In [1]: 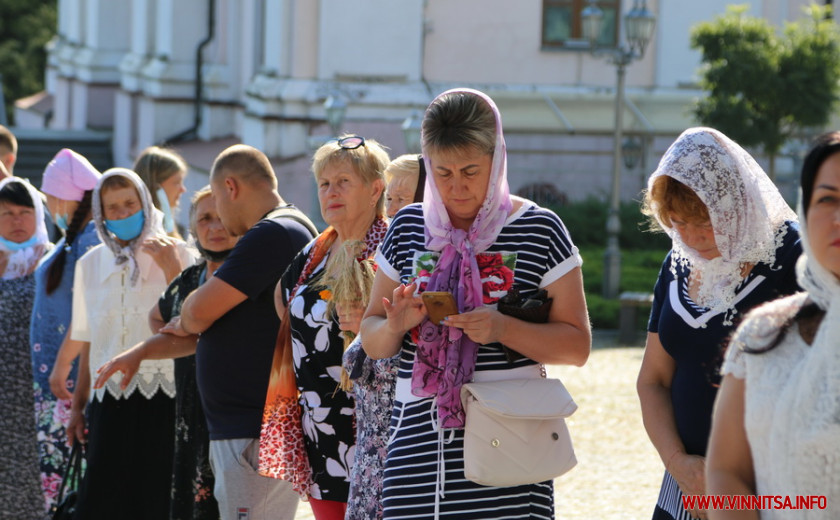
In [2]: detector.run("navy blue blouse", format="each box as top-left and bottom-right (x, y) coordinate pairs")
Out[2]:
(647, 221), (802, 456)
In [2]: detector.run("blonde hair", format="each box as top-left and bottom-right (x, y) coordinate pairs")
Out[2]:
(384, 154), (421, 185)
(188, 185), (213, 237)
(311, 135), (390, 217)
(642, 175), (711, 230)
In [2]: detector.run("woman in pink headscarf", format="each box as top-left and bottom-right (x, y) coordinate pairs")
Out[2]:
(33, 149), (102, 511)
(361, 89), (591, 519)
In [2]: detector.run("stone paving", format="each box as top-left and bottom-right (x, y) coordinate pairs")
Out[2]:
(293, 331), (662, 520)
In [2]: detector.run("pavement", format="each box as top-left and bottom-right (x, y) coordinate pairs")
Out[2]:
(293, 330), (662, 520)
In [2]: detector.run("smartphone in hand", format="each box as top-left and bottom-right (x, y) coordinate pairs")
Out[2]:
(421, 291), (459, 323)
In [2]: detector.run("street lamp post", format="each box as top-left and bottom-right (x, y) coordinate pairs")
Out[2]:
(582, 0), (656, 299)
(402, 110), (423, 154)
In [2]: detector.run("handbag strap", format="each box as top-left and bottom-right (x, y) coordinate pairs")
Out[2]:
(55, 441), (84, 502)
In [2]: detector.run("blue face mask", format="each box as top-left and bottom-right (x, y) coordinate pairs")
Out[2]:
(105, 210), (145, 241)
(0, 234), (40, 251)
(54, 213), (70, 231)
(156, 188), (175, 233)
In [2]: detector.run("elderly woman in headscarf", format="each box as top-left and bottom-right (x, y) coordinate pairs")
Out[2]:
(706, 131), (840, 519)
(32, 149), (101, 510)
(64, 168), (194, 520)
(93, 185), (238, 520)
(360, 88), (591, 519)
(0, 176), (52, 517)
(636, 127), (802, 520)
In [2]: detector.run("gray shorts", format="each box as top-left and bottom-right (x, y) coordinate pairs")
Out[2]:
(209, 438), (300, 520)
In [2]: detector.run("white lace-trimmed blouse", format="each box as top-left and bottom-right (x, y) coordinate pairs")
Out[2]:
(722, 292), (840, 519)
(71, 242), (195, 401)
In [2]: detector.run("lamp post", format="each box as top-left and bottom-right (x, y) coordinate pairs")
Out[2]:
(402, 110), (423, 154)
(582, 0), (656, 299)
(324, 94), (347, 137)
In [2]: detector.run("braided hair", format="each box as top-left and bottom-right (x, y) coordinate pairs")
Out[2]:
(46, 190), (93, 294)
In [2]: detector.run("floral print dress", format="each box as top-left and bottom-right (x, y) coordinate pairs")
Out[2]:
(283, 247), (358, 502)
(31, 223), (99, 510)
(1, 273), (46, 517)
(157, 262), (220, 520)
(342, 339), (398, 520)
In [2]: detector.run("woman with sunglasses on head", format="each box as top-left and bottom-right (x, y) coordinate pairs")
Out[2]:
(32, 149), (101, 511)
(637, 128), (802, 520)
(265, 134), (389, 520)
(360, 88), (591, 519)
(0, 176), (52, 518)
(706, 132), (840, 519)
(341, 153), (425, 520)
(64, 168), (194, 520)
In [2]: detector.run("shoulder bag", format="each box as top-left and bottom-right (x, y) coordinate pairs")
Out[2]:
(460, 376), (578, 487)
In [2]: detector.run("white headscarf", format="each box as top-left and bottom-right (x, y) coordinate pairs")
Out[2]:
(648, 127), (796, 317)
(0, 176), (51, 279)
(92, 168), (164, 285)
(796, 190), (840, 344)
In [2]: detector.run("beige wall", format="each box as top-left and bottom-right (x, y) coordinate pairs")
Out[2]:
(422, 0), (657, 88)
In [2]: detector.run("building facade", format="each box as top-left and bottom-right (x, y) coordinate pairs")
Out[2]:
(21, 0), (824, 215)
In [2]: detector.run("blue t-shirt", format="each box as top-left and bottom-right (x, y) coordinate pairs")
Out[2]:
(647, 221), (801, 456)
(196, 210), (314, 440)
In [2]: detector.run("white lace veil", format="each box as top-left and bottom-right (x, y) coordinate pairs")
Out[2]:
(648, 127), (796, 317)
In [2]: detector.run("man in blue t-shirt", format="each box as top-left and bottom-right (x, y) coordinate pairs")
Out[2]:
(178, 144), (316, 520)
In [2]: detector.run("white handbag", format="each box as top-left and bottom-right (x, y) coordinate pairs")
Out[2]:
(460, 377), (578, 487)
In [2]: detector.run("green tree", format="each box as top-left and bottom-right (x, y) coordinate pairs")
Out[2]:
(0, 0), (57, 124)
(691, 4), (840, 179)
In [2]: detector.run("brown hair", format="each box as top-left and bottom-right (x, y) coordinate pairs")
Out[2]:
(210, 144), (278, 189)
(421, 91), (496, 156)
(133, 146), (187, 208)
(311, 135), (389, 217)
(0, 125), (17, 157)
(642, 175), (710, 230)
(100, 174), (133, 195)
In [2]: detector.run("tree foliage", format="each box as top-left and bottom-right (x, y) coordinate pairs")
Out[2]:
(690, 4), (840, 178)
(0, 0), (57, 124)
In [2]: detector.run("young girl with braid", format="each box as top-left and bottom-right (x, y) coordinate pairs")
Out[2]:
(33, 148), (102, 511)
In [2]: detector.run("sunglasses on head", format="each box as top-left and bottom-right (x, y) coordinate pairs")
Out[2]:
(332, 135), (365, 150)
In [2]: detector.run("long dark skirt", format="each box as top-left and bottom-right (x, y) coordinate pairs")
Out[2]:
(74, 391), (175, 520)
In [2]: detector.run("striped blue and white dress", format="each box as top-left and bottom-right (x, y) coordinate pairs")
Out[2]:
(374, 199), (582, 520)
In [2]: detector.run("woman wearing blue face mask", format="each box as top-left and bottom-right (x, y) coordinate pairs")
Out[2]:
(32, 148), (102, 511)
(134, 145), (189, 239)
(0, 176), (52, 517)
(62, 168), (194, 520)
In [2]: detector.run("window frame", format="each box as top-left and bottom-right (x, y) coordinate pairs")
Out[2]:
(541, 0), (621, 50)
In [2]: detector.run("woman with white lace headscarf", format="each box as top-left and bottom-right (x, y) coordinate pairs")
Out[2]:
(637, 128), (802, 520)
(706, 131), (840, 519)
(0, 176), (52, 517)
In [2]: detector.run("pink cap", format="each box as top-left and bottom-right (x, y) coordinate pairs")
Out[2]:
(41, 148), (102, 201)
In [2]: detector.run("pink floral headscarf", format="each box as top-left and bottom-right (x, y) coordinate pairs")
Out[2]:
(411, 88), (513, 428)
